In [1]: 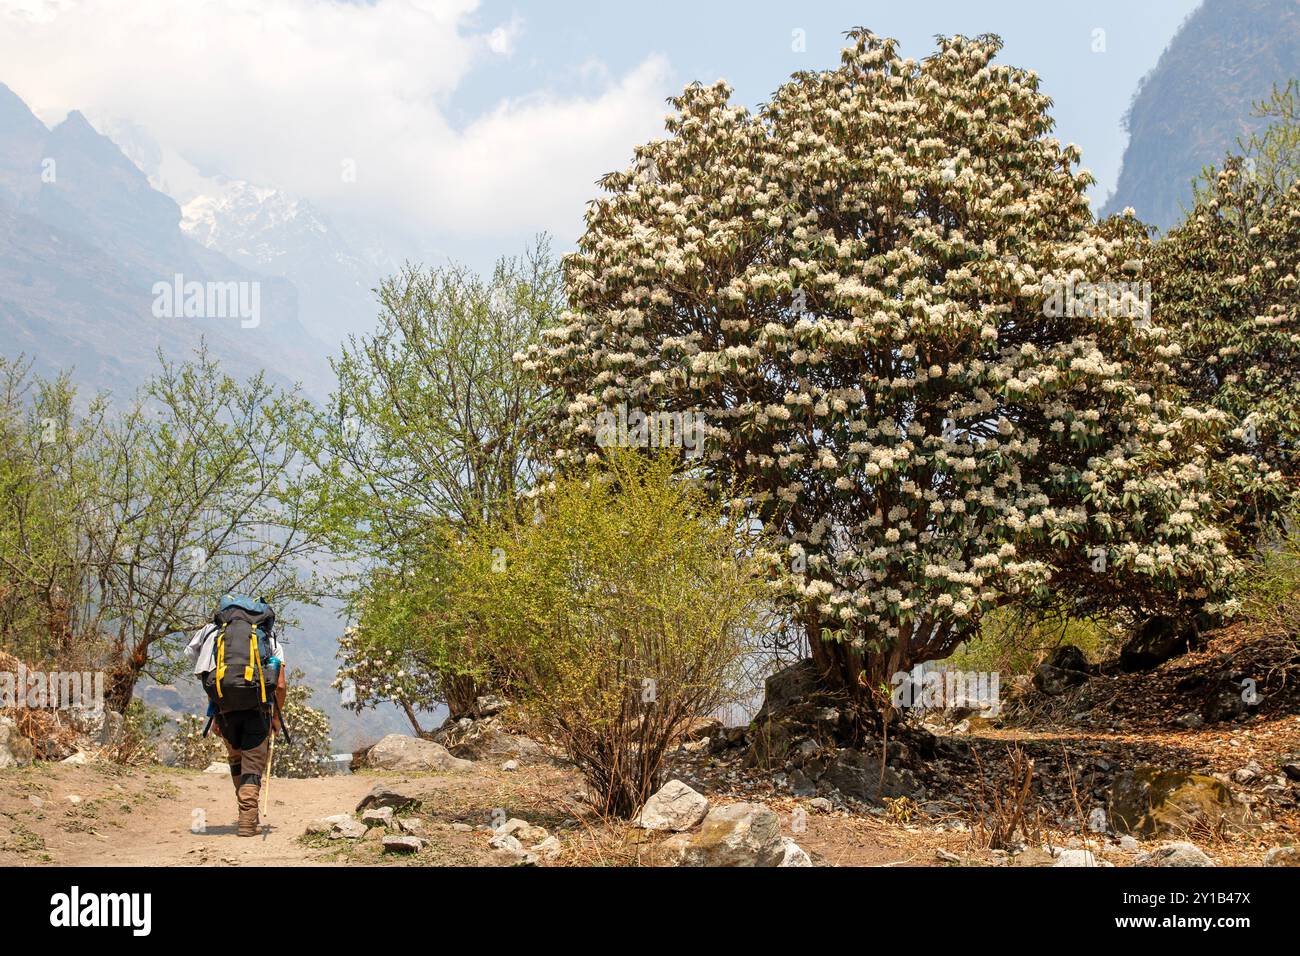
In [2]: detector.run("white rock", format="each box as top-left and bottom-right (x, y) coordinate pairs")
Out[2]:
(501, 759), (519, 772)
(365, 734), (473, 773)
(530, 835), (563, 860)
(778, 838), (812, 867)
(1053, 849), (1099, 867)
(203, 761), (230, 775)
(61, 751), (90, 766)
(489, 832), (523, 852)
(635, 779), (710, 832)
(1135, 842), (1216, 867)
(498, 817), (549, 843)
(672, 803), (786, 867)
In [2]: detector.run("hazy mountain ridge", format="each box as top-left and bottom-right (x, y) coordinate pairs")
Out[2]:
(1103, 0), (1300, 231)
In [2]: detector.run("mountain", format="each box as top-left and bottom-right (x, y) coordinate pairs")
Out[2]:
(1103, 0), (1300, 231)
(181, 180), (384, 347)
(0, 83), (416, 748)
(0, 83), (334, 400)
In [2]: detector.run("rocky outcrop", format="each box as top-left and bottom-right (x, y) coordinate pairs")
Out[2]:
(1108, 767), (1246, 839)
(635, 779), (710, 832)
(355, 784), (423, 813)
(365, 734), (473, 773)
(1032, 645), (1095, 696)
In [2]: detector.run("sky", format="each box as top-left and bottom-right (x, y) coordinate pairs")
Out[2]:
(0, 0), (1202, 268)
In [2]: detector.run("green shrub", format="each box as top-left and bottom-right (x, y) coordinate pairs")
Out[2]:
(447, 451), (773, 817)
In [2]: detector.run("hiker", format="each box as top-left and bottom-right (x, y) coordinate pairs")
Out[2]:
(186, 595), (287, 837)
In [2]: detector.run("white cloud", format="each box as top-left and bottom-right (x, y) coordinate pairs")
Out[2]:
(0, 0), (674, 245)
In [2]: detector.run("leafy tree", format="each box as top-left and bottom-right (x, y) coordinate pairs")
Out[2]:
(0, 350), (333, 711)
(317, 239), (563, 722)
(527, 31), (1280, 705)
(1155, 163), (1300, 493)
(447, 452), (771, 817)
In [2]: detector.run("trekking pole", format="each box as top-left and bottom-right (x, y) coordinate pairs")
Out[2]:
(262, 732), (275, 837)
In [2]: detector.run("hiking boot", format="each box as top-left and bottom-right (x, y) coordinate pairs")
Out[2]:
(237, 783), (261, 836)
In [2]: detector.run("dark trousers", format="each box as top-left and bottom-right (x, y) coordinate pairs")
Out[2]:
(216, 708), (271, 786)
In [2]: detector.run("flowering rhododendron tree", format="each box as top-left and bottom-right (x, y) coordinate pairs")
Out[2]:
(1153, 161), (1300, 490)
(526, 31), (1280, 703)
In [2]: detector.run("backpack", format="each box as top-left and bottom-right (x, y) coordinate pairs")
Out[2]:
(202, 594), (279, 714)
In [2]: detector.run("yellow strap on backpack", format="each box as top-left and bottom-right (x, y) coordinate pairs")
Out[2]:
(252, 624), (267, 704)
(214, 624), (228, 699)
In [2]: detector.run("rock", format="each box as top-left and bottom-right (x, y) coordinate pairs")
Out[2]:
(61, 751), (90, 766)
(670, 803), (787, 867)
(2, 715), (37, 769)
(636, 779), (711, 832)
(203, 761), (229, 775)
(1174, 713), (1205, 730)
(1118, 835), (1140, 851)
(366, 734), (473, 773)
(530, 835), (563, 860)
(396, 817), (425, 835)
(304, 814), (354, 836)
(1120, 615), (1202, 672)
(363, 826), (384, 842)
(787, 769), (817, 798)
(1108, 767), (1245, 839)
(1233, 760), (1264, 784)
(1135, 842), (1215, 867)
(808, 797), (833, 814)
(1053, 849), (1100, 867)
(680, 717), (724, 743)
(936, 848), (964, 864)
(473, 694), (510, 718)
(489, 832), (524, 852)
(450, 822), (473, 833)
(808, 748), (920, 804)
(497, 818), (549, 844)
(490, 847), (538, 866)
(28, 795), (44, 809)
(778, 839), (812, 867)
(362, 807), (394, 829)
(1282, 763), (1300, 782)
(381, 835), (426, 853)
(66, 794), (82, 805)
(355, 784), (423, 813)
(500, 760), (518, 772)
(449, 727), (547, 766)
(1201, 671), (1259, 723)
(1033, 645), (1094, 696)
(1263, 846), (1300, 867)
(328, 818), (368, 840)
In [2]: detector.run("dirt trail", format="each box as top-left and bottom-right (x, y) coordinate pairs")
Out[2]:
(0, 762), (506, 867)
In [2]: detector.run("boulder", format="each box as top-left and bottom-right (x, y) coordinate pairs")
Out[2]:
(1109, 768), (1246, 839)
(473, 694), (510, 718)
(669, 803), (787, 867)
(1200, 671), (1259, 724)
(355, 784), (423, 813)
(635, 779), (710, 832)
(1134, 842), (1216, 867)
(1263, 846), (1300, 867)
(0, 716), (34, 770)
(679, 717), (724, 743)
(1120, 612), (1215, 673)
(1032, 645), (1094, 696)
(365, 734), (473, 773)
(448, 728), (546, 766)
(807, 748), (920, 804)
